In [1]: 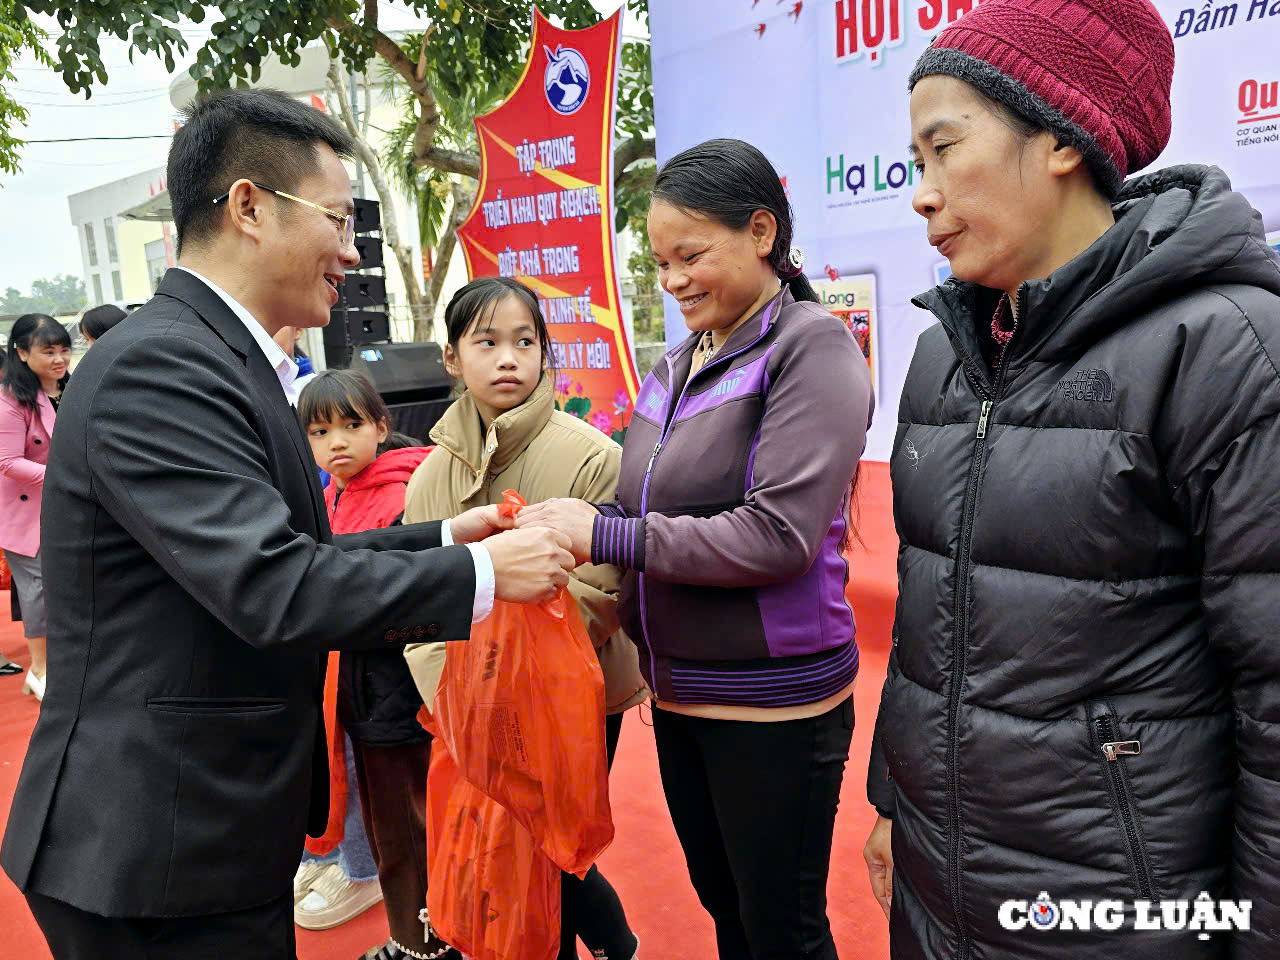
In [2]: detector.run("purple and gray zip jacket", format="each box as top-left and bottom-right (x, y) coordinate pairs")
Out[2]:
(591, 288), (875, 707)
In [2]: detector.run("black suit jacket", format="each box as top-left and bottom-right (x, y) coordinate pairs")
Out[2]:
(0, 269), (474, 918)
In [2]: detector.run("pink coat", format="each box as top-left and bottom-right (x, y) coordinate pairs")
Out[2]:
(0, 387), (54, 557)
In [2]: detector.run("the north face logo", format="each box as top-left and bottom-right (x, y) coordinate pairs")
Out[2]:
(1057, 368), (1114, 402)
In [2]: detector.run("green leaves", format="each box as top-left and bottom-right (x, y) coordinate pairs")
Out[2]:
(1, 273), (87, 315)
(612, 9), (655, 232)
(0, 0), (52, 175)
(417, 169), (451, 248)
(0, 0), (655, 219)
(563, 395), (592, 420)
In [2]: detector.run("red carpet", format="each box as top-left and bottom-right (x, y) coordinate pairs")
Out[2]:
(0, 462), (896, 960)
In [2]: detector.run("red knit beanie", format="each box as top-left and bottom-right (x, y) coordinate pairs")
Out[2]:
(908, 0), (1174, 196)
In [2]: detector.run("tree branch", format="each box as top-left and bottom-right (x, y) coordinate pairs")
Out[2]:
(327, 59), (360, 140)
(414, 146), (481, 179)
(327, 58), (427, 322)
(430, 182), (473, 307)
(327, 17), (443, 163)
(417, 181), (474, 342)
(331, 13), (653, 191)
(615, 162), (655, 195)
(614, 137), (655, 178)
(416, 27), (436, 83)
(362, 70), (371, 140)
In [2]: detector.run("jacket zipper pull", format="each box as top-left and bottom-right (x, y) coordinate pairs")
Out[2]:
(1102, 740), (1141, 761)
(647, 442), (662, 473)
(976, 400), (992, 440)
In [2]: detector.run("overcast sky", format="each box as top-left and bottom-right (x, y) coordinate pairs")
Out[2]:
(0, 1), (639, 295)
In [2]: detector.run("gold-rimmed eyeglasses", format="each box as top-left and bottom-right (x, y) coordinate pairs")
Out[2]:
(212, 182), (355, 249)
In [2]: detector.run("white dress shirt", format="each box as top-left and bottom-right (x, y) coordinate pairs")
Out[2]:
(177, 266), (299, 402)
(175, 266), (494, 623)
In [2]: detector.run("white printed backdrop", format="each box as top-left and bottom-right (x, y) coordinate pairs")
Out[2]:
(649, 0), (1280, 461)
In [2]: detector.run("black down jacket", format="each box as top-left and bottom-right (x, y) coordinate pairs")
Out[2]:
(868, 165), (1280, 960)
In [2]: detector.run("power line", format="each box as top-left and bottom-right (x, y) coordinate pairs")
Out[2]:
(23, 134), (172, 142)
(19, 93), (171, 109)
(14, 82), (174, 97)
(32, 157), (152, 167)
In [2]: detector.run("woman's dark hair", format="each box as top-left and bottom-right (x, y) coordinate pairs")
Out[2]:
(297, 369), (403, 456)
(80, 303), (128, 341)
(444, 277), (553, 363)
(2, 313), (71, 411)
(652, 138), (820, 305)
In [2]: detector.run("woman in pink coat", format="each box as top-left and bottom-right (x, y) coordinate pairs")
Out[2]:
(0, 314), (71, 700)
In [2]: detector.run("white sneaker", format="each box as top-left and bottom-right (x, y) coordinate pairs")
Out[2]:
(293, 859), (326, 906)
(293, 862), (383, 930)
(21, 670), (44, 702)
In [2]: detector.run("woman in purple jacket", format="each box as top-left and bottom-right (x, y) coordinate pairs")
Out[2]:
(521, 139), (874, 960)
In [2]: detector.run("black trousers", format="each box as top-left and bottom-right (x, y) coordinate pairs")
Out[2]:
(652, 697), (855, 960)
(351, 738), (451, 957)
(559, 710), (638, 960)
(26, 889), (295, 960)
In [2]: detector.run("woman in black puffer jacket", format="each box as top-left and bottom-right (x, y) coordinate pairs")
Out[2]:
(863, 1), (1280, 958)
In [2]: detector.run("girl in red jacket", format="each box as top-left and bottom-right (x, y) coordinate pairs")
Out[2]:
(298, 369), (456, 960)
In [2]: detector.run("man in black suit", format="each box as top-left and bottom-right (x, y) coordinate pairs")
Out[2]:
(0, 88), (574, 959)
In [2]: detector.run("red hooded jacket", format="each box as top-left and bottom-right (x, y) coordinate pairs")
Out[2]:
(309, 445), (433, 855)
(324, 445), (433, 534)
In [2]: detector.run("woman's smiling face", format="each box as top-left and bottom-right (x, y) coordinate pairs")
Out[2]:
(647, 198), (777, 335)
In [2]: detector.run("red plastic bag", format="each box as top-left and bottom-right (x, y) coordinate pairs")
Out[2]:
(425, 741), (560, 960)
(432, 490), (614, 876)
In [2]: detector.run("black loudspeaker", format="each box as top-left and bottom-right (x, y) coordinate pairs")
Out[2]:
(346, 310), (390, 344)
(322, 313), (353, 368)
(349, 342), (452, 403)
(353, 198), (382, 234)
(322, 308), (390, 366)
(323, 198), (390, 369)
(345, 275), (387, 309)
(386, 398), (454, 442)
(354, 236), (384, 269)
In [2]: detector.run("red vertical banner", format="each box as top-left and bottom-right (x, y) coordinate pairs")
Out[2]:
(457, 8), (639, 442)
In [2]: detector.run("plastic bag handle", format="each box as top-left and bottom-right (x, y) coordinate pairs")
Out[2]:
(496, 488), (527, 520)
(499, 489), (568, 620)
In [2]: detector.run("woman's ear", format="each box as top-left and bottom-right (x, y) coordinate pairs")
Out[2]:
(748, 209), (779, 258)
(1046, 138), (1087, 179)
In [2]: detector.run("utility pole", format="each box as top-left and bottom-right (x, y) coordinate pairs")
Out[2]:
(348, 67), (364, 198)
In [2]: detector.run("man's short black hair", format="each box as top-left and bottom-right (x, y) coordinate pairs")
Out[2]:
(167, 88), (355, 256)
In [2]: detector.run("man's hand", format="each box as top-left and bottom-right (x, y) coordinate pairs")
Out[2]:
(450, 504), (515, 544)
(515, 498), (598, 566)
(863, 815), (894, 920)
(485, 527), (576, 605)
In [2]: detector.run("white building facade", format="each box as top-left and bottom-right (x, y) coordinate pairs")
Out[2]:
(67, 166), (174, 309)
